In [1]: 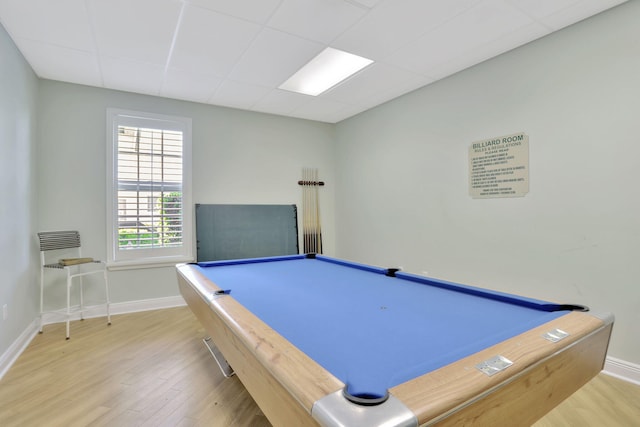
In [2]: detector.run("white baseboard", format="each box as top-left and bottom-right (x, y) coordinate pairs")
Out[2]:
(0, 295), (186, 380)
(0, 318), (40, 380)
(40, 295), (186, 325)
(603, 356), (640, 386)
(108, 295), (187, 315)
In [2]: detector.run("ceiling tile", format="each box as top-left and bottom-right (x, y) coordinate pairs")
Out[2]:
(88, 0), (181, 64)
(346, 0), (384, 8)
(267, 0), (367, 44)
(169, 5), (261, 77)
(183, 0), (282, 24)
(228, 28), (323, 87)
(388, 0), (535, 74)
(322, 62), (432, 106)
(251, 89), (312, 116)
(14, 39), (102, 86)
(424, 22), (549, 80)
(209, 80), (272, 110)
(161, 68), (223, 103)
(290, 97), (365, 123)
(534, 0), (628, 30)
(0, 0), (94, 51)
(507, 0), (583, 20)
(333, 0), (482, 60)
(100, 56), (165, 95)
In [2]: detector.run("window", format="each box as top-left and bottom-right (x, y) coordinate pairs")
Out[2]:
(107, 109), (192, 268)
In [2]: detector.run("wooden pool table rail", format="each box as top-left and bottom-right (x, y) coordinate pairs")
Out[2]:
(391, 311), (613, 426)
(178, 264), (339, 427)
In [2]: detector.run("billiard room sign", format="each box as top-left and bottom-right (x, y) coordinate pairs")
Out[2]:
(469, 132), (529, 199)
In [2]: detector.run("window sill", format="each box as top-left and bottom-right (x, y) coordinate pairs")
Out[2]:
(107, 256), (194, 271)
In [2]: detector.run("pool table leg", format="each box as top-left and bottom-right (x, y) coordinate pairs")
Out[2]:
(203, 336), (235, 378)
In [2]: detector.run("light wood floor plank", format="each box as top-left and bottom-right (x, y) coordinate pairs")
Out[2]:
(0, 307), (638, 426)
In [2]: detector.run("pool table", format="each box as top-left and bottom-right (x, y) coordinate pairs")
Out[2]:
(177, 254), (613, 427)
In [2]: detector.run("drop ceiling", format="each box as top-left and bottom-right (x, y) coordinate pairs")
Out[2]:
(0, 0), (627, 123)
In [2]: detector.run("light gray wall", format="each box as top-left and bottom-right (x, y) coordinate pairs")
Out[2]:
(0, 24), (39, 353)
(36, 81), (335, 307)
(335, 2), (639, 365)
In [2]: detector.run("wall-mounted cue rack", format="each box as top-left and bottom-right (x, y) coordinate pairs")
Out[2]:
(299, 168), (324, 254)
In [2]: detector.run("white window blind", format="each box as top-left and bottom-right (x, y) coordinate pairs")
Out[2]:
(107, 109), (192, 268)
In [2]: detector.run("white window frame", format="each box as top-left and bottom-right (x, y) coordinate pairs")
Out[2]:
(106, 108), (193, 269)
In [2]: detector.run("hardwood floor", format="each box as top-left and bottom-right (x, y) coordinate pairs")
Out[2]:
(1, 307), (638, 426)
(0, 307), (270, 427)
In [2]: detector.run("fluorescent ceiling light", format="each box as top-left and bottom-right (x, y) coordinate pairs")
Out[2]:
(279, 47), (373, 96)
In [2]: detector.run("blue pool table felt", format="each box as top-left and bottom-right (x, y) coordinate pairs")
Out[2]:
(196, 255), (568, 399)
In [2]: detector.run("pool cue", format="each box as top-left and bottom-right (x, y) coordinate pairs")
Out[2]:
(311, 168), (316, 253)
(311, 168), (318, 253)
(308, 168), (313, 253)
(312, 168), (319, 253)
(302, 168), (306, 252)
(309, 169), (317, 253)
(314, 169), (323, 254)
(303, 168), (310, 253)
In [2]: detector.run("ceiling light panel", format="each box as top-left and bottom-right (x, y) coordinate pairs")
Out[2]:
(279, 47), (373, 96)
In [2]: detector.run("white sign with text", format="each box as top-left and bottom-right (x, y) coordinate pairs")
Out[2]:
(469, 132), (529, 199)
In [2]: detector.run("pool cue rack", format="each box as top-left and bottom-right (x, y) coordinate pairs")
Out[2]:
(299, 168), (324, 254)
